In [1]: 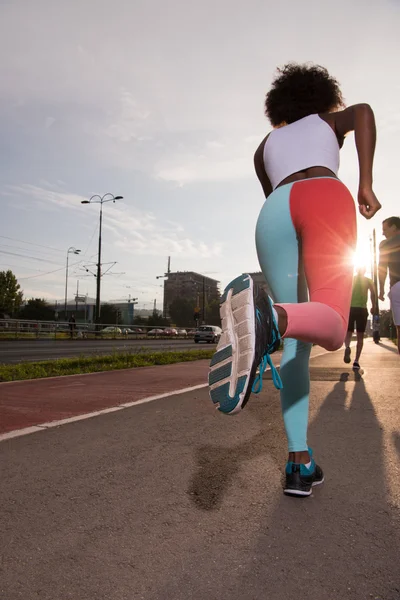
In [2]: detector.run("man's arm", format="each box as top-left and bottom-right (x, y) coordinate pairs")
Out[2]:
(378, 240), (388, 301)
(368, 279), (377, 314)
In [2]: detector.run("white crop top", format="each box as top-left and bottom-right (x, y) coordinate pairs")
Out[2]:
(263, 114), (340, 190)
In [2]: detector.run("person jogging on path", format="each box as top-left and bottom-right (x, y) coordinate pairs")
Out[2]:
(378, 216), (400, 353)
(208, 63), (381, 497)
(344, 267), (377, 369)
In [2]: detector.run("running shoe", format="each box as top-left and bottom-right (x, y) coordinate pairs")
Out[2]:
(353, 360), (360, 370)
(284, 449), (324, 497)
(344, 346), (351, 364)
(208, 273), (282, 415)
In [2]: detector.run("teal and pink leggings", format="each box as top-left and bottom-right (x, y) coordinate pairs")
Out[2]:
(255, 178), (357, 452)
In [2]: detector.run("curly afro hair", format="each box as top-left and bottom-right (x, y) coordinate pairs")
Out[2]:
(265, 63), (345, 127)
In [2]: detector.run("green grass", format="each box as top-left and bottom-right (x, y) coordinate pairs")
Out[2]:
(0, 349), (214, 382)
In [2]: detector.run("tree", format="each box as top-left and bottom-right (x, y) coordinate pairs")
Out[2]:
(147, 310), (169, 327)
(99, 303), (122, 325)
(205, 299), (221, 326)
(0, 270), (23, 316)
(19, 298), (54, 321)
(168, 297), (196, 327)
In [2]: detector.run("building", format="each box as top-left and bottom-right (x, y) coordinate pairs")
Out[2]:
(56, 298), (141, 325)
(247, 272), (273, 297)
(163, 271), (220, 318)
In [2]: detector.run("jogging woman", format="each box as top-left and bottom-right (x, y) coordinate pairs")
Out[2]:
(208, 63), (381, 496)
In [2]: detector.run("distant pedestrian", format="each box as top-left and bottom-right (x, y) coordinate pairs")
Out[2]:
(379, 216), (400, 353)
(344, 267), (377, 369)
(68, 314), (76, 339)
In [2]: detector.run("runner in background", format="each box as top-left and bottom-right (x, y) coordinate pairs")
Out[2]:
(379, 216), (400, 353)
(344, 267), (377, 369)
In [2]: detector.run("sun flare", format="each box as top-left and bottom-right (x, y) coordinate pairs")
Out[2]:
(352, 239), (372, 275)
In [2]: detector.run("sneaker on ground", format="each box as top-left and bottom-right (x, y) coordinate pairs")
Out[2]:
(353, 360), (361, 370)
(344, 346), (351, 364)
(284, 459), (324, 497)
(208, 273), (282, 415)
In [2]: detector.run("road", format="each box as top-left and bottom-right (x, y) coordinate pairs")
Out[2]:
(0, 340), (399, 600)
(0, 338), (209, 364)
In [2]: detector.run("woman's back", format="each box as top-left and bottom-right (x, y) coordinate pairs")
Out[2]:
(263, 114), (340, 190)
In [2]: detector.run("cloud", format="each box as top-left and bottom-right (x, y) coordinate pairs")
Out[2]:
(4, 182), (222, 259)
(104, 90), (154, 143)
(45, 116), (56, 129)
(115, 235), (222, 258)
(4, 184), (85, 211)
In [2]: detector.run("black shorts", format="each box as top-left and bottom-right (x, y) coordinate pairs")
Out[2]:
(347, 307), (368, 333)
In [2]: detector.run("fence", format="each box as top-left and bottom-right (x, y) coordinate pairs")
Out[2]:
(0, 319), (197, 341)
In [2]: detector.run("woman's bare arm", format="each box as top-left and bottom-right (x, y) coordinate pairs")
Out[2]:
(254, 135), (273, 198)
(332, 104), (381, 220)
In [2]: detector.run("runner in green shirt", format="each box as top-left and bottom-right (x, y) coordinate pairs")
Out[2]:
(344, 267), (377, 369)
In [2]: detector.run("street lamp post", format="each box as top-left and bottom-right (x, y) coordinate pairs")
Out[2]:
(65, 247), (81, 318)
(81, 193), (123, 324)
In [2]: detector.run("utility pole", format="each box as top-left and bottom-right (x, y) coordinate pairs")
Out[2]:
(202, 276), (206, 324)
(65, 247), (81, 319)
(372, 228), (381, 343)
(81, 194), (123, 325)
(75, 280), (79, 313)
(373, 229), (378, 305)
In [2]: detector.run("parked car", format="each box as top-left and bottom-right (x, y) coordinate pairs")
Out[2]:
(177, 329), (188, 337)
(164, 328), (178, 336)
(123, 327), (145, 334)
(194, 325), (222, 344)
(147, 328), (164, 336)
(101, 326), (122, 334)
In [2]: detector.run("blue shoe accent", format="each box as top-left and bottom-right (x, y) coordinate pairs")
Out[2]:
(208, 362), (232, 386)
(210, 376), (247, 413)
(210, 345), (233, 367)
(251, 297), (282, 394)
(220, 274), (250, 304)
(285, 458), (315, 476)
(252, 353), (283, 393)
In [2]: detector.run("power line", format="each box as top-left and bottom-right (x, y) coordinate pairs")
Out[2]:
(82, 223), (99, 257)
(0, 262), (51, 274)
(0, 242), (62, 261)
(18, 259), (83, 281)
(0, 234), (65, 254)
(0, 249), (63, 266)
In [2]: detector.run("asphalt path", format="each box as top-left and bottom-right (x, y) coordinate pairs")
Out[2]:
(0, 339), (211, 364)
(0, 340), (399, 599)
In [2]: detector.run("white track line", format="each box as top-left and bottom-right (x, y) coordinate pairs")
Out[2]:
(0, 384), (207, 443)
(0, 343), (355, 443)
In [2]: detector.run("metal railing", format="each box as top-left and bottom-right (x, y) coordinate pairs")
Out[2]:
(0, 319), (198, 341)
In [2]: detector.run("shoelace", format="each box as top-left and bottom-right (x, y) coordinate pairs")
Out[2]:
(252, 352), (283, 394)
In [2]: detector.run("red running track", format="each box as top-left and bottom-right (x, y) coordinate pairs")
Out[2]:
(0, 360), (210, 434)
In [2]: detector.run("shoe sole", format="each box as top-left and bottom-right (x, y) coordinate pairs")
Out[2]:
(208, 274), (255, 415)
(284, 476), (325, 497)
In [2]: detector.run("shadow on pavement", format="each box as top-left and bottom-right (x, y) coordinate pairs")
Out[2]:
(187, 412), (286, 511)
(394, 431), (400, 460)
(188, 373), (399, 599)
(339, 370), (364, 382)
(232, 378), (400, 600)
(377, 340), (399, 355)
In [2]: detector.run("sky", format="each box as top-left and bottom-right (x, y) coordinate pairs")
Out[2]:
(1, 0), (399, 312)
